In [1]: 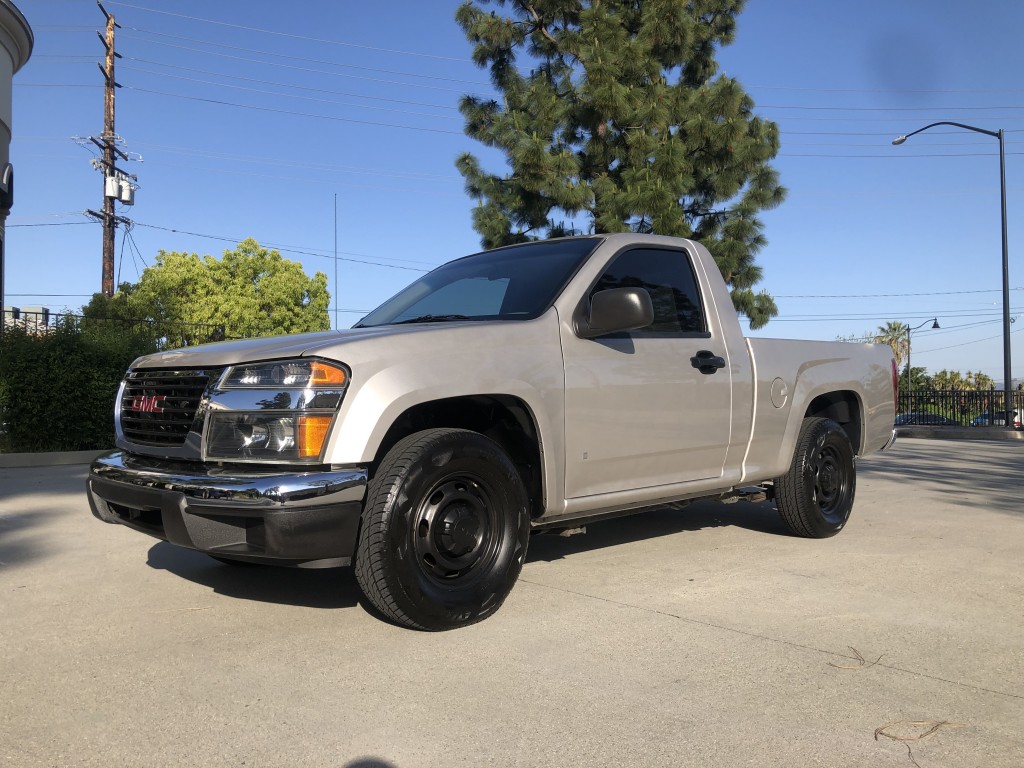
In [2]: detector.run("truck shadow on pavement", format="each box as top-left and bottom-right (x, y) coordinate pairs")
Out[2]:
(146, 542), (364, 610)
(527, 500), (789, 562)
(143, 500), (787, 606)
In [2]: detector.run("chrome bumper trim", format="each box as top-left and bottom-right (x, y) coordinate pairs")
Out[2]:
(90, 451), (367, 505)
(880, 428), (898, 452)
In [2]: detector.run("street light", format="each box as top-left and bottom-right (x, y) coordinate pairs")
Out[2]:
(893, 121), (1013, 427)
(905, 318), (939, 409)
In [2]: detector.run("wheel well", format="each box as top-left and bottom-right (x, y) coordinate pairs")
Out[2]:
(804, 391), (863, 454)
(373, 396), (545, 518)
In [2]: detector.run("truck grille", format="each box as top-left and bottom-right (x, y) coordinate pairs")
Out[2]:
(119, 369), (216, 446)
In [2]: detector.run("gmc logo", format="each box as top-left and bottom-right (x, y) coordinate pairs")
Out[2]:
(130, 395), (166, 414)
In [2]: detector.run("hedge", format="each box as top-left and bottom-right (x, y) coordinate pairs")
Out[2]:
(0, 319), (157, 452)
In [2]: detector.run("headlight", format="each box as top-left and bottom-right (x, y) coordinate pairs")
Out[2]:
(204, 359), (349, 463)
(220, 359), (347, 389)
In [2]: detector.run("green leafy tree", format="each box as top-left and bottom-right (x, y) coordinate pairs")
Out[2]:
(899, 365), (930, 392)
(455, 0), (785, 328)
(83, 239), (330, 347)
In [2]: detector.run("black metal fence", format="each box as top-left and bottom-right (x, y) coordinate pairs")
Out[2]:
(1, 309), (231, 347)
(898, 388), (1024, 427)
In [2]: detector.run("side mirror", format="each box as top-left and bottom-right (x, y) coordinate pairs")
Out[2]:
(577, 287), (654, 338)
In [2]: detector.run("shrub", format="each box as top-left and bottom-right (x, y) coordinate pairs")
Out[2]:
(0, 317), (157, 452)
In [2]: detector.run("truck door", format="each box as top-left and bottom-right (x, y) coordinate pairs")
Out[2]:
(560, 246), (732, 498)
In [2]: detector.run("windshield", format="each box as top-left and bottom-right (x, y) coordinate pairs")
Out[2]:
(355, 238), (599, 327)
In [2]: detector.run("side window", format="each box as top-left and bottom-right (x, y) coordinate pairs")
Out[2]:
(590, 248), (707, 334)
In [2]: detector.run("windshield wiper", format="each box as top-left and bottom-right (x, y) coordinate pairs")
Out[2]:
(393, 314), (473, 325)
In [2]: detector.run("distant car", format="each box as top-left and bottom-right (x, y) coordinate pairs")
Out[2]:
(971, 410), (1022, 428)
(894, 413), (961, 426)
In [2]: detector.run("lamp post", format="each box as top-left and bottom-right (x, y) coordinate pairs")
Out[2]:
(905, 317), (939, 410)
(893, 122), (1013, 427)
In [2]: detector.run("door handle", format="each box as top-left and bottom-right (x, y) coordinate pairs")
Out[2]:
(690, 350), (726, 375)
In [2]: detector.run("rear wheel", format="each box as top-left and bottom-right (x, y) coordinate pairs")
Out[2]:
(775, 417), (855, 538)
(354, 429), (530, 630)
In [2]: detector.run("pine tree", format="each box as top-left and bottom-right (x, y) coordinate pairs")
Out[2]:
(455, 0), (785, 328)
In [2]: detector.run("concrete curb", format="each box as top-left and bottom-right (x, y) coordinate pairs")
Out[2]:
(895, 426), (1024, 441)
(0, 449), (110, 468)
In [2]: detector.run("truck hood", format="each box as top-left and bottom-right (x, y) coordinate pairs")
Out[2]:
(132, 322), (515, 369)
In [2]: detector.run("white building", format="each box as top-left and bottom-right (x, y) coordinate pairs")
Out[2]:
(0, 1), (33, 323)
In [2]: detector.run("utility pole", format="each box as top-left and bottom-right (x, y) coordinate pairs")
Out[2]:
(85, 2), (138, 297)
(98, 1), (118, 297)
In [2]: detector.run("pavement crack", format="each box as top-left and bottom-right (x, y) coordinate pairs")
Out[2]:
(518, 577), (1024, 701)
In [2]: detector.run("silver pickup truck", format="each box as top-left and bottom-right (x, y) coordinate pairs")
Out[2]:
(87, 234), (897, 630)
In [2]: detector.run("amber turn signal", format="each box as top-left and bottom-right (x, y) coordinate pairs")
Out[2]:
(310, 361), (347, 387)
(297, 414), (333, 458)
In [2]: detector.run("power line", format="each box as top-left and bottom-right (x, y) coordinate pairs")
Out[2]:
(117, 36), (479, 95)
(105, 2), (470, 63)
(121, 56), (462, 110)
(131, 141), (459, 181)
(780, 151), (1024, 158)
(769, 113), (1024, 123)
(760, 103), (1024, 113)
(124, 86), (464, 135)
(771, 309), (1022, 322)
(776, 287), (1024, 299)
(748, 83), (1024, 95)
(130, 221), (432, 272)
(843, 318), (1010, 341)
(121, 28), (488, 86)
(784, 128), (1024, 136)
(16, 83), (102, 88)
(118, 65), (462, 121)
(13, 138), (462, 183)
(8, 221), (95, 227)
(11, 214), (437, 270)
(916, 324), (1023, 355)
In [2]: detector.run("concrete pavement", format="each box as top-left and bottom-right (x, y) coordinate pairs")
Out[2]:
(1, 438), (1022, 767)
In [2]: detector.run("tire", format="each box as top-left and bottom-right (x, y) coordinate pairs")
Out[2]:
(354, 428), (530, 631)
(774, 417), (855, 538)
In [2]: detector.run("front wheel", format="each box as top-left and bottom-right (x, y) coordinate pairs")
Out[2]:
(774, 417), (855, 538)
(354, 429), (530, 630)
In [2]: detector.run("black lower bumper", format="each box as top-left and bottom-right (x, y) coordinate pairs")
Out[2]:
(87, 451), (367, 566)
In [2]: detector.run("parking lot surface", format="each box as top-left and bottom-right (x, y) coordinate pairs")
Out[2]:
(2, 437), (1022, 767)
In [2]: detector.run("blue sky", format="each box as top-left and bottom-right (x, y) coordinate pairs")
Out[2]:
(6, 0), (1023, 384)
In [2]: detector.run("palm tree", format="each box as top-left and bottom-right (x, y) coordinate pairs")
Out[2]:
(965, 370), (995, 391)
(931, 369), (965, 390)
(873, 321), (909, 372)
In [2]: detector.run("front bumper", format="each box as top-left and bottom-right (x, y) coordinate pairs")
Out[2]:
(87, 451), (367, 566)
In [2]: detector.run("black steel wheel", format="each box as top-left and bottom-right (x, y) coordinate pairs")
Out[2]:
(354, 429), (529, 630)
(774, 417), (856, 538)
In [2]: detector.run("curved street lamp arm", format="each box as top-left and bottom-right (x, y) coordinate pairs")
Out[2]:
(893, 121), (1000, 144)
(906, 317), (939, 333)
